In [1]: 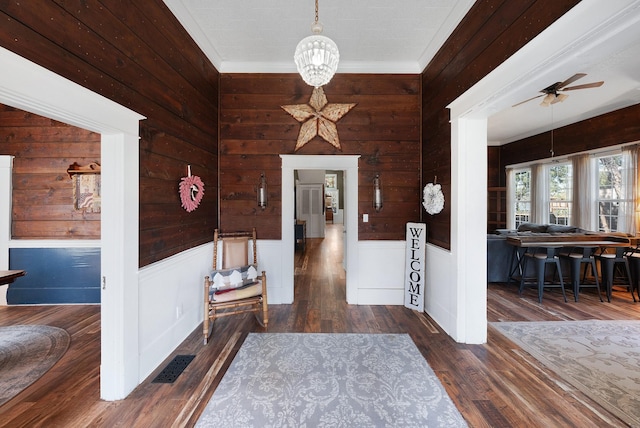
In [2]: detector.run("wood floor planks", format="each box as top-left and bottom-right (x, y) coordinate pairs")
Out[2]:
(0, 223), (638, 427)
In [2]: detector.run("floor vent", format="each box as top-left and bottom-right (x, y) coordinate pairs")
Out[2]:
(152, 355), (196, 383)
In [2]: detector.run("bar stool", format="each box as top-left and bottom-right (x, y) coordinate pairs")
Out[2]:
(558, 247), (602, 302)
(624, 250), (640, 302)
(519, 247), (567, 303)
(595, 247), (632, 302)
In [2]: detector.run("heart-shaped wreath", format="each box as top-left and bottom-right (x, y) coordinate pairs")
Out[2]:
(179, 174), (204, 212)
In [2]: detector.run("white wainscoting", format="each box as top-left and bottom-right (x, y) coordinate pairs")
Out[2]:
(137, 238), (286, 383)
(425, 244), (456, 337)
(357, 240), (406, 305)
(255, 240), (287, 304)
(137, 237), (465, 382)
(137, 242), (213, 382)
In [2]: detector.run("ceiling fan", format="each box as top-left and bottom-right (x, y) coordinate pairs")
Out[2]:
(513, 73), (604, 107)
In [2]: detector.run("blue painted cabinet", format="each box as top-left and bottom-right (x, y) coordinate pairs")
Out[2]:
(8, 247), (101, 304)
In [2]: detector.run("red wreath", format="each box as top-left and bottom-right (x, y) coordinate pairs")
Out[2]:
(179, 175), (204, 212)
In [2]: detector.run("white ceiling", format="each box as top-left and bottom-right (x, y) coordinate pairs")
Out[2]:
(164, 0), (640, 146)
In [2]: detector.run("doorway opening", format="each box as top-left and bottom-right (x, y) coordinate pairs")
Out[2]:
(294, 169), (347, 290)
(281, 155), (360, 304)
(0, 46), (143, 399)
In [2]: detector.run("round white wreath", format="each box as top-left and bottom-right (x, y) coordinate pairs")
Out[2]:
(423, 183), (444, 215)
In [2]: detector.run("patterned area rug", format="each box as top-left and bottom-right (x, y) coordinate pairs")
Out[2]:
(0, 325), (70, 406)
(491, 320), (640, 426)
(196, 333), (467, 427)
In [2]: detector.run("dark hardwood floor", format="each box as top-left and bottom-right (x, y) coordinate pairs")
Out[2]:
(1, 223), (638, 427)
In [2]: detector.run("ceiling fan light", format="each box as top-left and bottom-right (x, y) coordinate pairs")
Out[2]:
(553, 93), (569, 104)
(540, 93), (554, 107)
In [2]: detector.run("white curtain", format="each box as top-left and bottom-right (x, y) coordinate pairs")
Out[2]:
(506, 167), (515, 229)
(571, 153), (596, 231)
(619, 146), (638, 234)
(530, 163), (547, 224)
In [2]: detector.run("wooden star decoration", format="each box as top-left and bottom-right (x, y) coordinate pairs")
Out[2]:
(281, 87), (356, 151)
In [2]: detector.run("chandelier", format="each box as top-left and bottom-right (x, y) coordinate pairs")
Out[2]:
(294, 0), (339, 88)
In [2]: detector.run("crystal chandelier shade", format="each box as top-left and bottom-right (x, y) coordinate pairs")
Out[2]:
(294, 1), (339, 88)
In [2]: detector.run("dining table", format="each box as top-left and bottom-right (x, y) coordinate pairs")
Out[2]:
(504, 233), (636, 286)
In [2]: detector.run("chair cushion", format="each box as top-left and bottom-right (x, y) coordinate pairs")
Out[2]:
(222, 237), (249, 267)
(211, 281), (262, 302)
(210, 264), (258, 291)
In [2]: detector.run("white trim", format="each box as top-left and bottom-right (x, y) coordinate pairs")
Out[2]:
(7, 240), (101, 248)
(281, 155), (360, 304)
(0, 156), (13, 270)
(0, 46), (145, 400)
(217, 60), (423, 75)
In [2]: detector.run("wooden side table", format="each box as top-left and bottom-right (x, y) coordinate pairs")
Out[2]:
(0, 270), (26, 286)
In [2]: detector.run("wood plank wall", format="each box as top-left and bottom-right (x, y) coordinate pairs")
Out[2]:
(0, 105), (101, 239)
(0, 0), (220, 267)
(420, 0), (580, 249)
(488, 147), (502, 188)
(500, 103), (640, 175)
(0, 0), (586, 260)
(219, 74), (422, 240)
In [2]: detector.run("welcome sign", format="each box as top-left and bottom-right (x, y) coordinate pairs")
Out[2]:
(404, 222), (426, 311)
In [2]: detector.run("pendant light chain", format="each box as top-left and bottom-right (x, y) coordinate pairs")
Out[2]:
(315, 0), (319, 24)
(550, 105), (555, 158)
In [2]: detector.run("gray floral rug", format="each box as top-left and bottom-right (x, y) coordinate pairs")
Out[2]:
(491, 320), (640, 426)
(0, 325), (70, 406)
(196, 333), (467, 427)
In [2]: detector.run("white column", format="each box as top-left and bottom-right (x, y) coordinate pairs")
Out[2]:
(450, 117), (487, 343)
(0, 156), (12, 271)
(0, 156), (13, 304)
(100, 132), (140, 400)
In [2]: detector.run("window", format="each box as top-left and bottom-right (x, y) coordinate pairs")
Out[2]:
(548, 163), (572, 225)
(597, 154), (623, 232)
(507, 143), (638, 233)
(513, 169), (531, 228)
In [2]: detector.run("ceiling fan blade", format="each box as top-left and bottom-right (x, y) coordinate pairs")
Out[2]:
(540, 93), (555, 107)
(512, 94), (544, 107)
(561, 81), (604, 91)
(557, 73), (587, 89)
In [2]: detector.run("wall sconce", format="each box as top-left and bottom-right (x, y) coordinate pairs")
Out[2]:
(257, 172), (267, 210)
(373, 174), (383, 212)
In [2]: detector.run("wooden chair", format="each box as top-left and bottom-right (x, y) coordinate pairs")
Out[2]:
(203, 228), (268, 344)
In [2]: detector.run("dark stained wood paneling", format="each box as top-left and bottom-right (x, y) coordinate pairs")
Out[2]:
(421, 0), (580, 249)
(0, 105), (101, 239)
(0, 0), (220, 267)
(488, 146), (502, 188)
(501, 103), (640, 174)
(219, 73), (421, 240)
